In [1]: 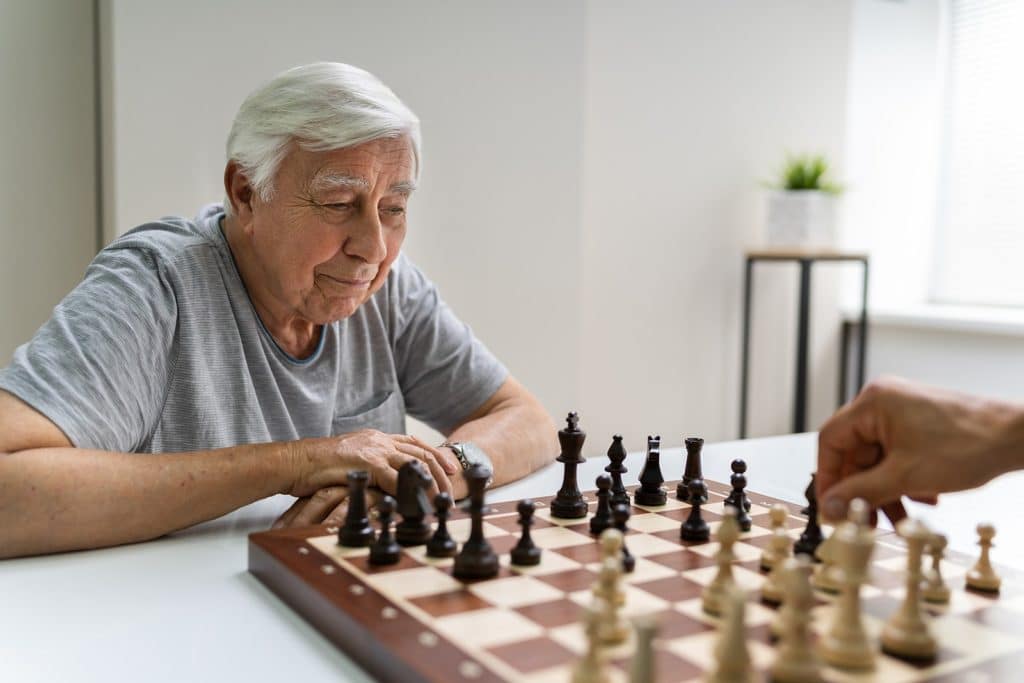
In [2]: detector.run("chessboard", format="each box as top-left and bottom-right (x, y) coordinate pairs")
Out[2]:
(248, 478), (1024, 683)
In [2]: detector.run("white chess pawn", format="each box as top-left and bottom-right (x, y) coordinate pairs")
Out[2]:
(818, 498), (876, 670)
(760, 504), (790, 571)
(881, 517), (937, 661)
(706, 586), (753, 683)
(810, 529), (842, 594)
(770, 555), (824, 683)
(966, 523), (1001, 593)
(592, 530), (629, 645)
(703, 507), (741, 617)
(770, 556), (814, 640)
(573, 602), (610, 683)
(922, 533), (951, 604)
(630, 614), (658, 683)
(761, 525), (793, 604)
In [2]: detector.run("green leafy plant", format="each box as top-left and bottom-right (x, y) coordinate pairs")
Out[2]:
(774, 154), (843, 194)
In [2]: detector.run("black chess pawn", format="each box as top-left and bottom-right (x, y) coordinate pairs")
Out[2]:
(338, 470), (374, 547)
(635, 435), (667, 506)
(510, 499), (542, 566)
(551, 412), (588, 519)
(426, 492), (458, 558)
(369, 495), (402, 565)
(590, 473), (614, 535)
(605, 434), (630, 507)
(611, 503), (635, 573)
(725, 460), (752, 532)
(793, 474), (824, 559)
(453, 464), (500, 579)
(681, 478), (710, 542)
(395, 461), (433, 546)
(677, 437), (704, 501)
(724, 458), (753, 513)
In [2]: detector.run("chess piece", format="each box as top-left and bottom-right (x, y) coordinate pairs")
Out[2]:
(338, 470), (374, 547)
(592, 534), (629, 645)
(510, 499), (542, 566)
(966, 523), (1001, 593)
(395, 460), (433, 546)
(770, 555), (825, 683)
(724, 459), (753, 512)
(368, 495), (402, 565)
(612, 503), (635, 573)
(761, 519), (796, 605)
(881, 517), (937, 661)
(760, 504), (790, 571)
(793, 475), (824, 559)
(630, 614), (658, 683)
(922, 533), (951, 604)
(605, 434), (631, 507)
(677, 436), (704, 501)
(590, 473), (614, 536)
(819, 499), (876, 670)
(810, 531), (842, 594)
(425, 492), (458, 558)
(635, 435), (667, 506)
(724, 459), (752, 530)
(572, 603), (610, 683)
(707, 586), (754, 683)
(770, 556), (814, 640)
(551, 412), (588, 519)
(453, 464), (500, 580)
(702, 506), (740, 616)
(680, 478), (710, 542)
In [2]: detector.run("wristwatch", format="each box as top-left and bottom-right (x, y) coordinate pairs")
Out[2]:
(441, 441), (494, 487)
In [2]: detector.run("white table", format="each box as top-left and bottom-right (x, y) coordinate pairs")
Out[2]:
(3, 432), (1021, 682)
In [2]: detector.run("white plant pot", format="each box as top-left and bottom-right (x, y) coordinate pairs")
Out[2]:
(763, 190), (838, 249)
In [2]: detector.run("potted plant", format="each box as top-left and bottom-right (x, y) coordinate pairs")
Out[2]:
(763, 154), (843, 249)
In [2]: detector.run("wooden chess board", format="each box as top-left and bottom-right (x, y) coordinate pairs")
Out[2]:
(248, 479), (1024, 682)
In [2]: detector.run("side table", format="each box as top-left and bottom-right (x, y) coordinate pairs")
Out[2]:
(738, 249), (869, 438)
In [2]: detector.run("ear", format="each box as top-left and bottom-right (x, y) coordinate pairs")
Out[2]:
(224, 161), (256, 225)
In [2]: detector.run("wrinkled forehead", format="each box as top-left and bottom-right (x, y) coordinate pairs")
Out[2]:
(307, 170), (416, 197)
(289, 137), (416, 195)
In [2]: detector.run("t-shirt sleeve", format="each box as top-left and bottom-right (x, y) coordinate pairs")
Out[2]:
(390, 255), (507, 435)
(0, 246), (177, 452)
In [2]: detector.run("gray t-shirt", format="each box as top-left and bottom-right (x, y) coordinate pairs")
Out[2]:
(0, 204), (507, 453)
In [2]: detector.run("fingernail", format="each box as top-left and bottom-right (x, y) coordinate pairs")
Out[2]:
(823, 496), (845, 521)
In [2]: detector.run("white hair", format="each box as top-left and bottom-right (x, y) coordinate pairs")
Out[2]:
(224, 62), (421, 216)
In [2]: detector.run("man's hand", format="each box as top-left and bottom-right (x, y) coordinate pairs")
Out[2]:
(274, 430), (459, 528)
(817, 376), (1024, 522)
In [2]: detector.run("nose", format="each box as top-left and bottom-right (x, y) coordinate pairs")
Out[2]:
(343, 208), (387, 264)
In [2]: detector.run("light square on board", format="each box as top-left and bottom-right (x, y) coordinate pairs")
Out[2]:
(568, 583), (669, 617)
(362, 565), (463, 599)
(433, 607), (546, 650)
(681, 563), (767, 592)
(535, 508), (593, 527)
(628, 512), (684, 534)
(530, 525), (595, 550)
(622, 533), (683, 558)
(308, 534), (369, 560)
(582, 556), (680, 586)
(446, 518), (510, 540)
(674, 595), (777, 628)
(501, 548), (582, 576)
(468, 575), (566, 609)
(688, 540), (764, 563)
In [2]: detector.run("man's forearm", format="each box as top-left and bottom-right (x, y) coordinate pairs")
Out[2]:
(0, 443), (290, 558)
(446, 388), (559, 493)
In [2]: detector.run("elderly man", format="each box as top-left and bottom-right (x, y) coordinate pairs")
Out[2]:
(0, 63), (557, 558)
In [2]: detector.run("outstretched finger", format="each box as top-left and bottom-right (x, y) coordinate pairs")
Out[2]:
(292, 486), (349, 527)
(396, 434), (459, 474)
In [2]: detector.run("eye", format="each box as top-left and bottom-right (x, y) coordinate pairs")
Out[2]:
(327, 203), (352, 210)
(381, 206), (406, 216)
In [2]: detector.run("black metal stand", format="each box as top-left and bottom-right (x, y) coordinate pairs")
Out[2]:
(739, 250), (869, 438)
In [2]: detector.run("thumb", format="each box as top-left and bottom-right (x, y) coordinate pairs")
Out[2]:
(821, 465), (900, 522)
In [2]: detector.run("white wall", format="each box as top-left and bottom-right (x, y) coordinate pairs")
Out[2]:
(0, 0), (97, 366)
(579, 1), (853, 447)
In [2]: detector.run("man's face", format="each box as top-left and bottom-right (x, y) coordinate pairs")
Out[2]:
(244, 136), (415, 324)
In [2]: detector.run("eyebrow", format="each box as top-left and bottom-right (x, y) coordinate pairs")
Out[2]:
(307, 172), (417, 197)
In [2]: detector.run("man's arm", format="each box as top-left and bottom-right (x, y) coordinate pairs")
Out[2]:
(0, 391), (455, 558)
(442, 376), (559, 498)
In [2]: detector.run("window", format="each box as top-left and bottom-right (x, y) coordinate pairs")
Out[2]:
(932, 0), (1024, 307)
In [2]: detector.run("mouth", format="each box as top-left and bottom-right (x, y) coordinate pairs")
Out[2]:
(319, 274), (374, 288)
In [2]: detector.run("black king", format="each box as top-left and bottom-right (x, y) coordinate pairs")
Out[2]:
(550, 411), (588, 519)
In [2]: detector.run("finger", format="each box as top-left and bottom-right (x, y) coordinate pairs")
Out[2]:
(396, 435), (460, 474)
(909, 494), (939, 505)
(273, 496), (309, 529)
(820, 463), (901, 522)
(324, 499), (350, 527)
(367, 453), (411, 495)
(291, 486), (349, 527)
(817, 388), (885, 502)
(394, 443), (452, 498)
